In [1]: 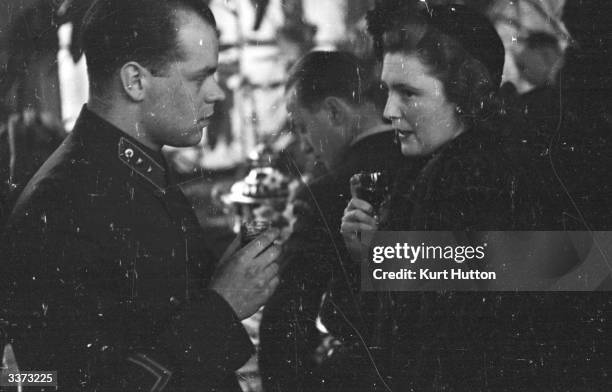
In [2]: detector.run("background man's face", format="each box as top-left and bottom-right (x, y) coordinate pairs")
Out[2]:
(142, 9), (225, 148)
(285, 86), (344, 170)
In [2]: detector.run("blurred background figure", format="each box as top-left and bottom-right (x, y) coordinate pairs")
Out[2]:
(488, 0), (612, 230)
(276, 21), (317, 73)
(1, 0), (63, 121)
(0, 0), (96, 224)
(0, 0), (81, 225)
(0, 0), (93, 128)
(488, 0), (570, 94)
(0, 109), (65, 227)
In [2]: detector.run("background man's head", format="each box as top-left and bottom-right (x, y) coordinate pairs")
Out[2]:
(285, 51), (383, 169)
(81, 0), (225, 149)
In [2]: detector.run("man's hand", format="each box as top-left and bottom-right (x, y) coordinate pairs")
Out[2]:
(210, 228), (282, 320)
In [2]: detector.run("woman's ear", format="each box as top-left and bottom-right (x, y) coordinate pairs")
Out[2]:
(119, 62), (147, 101)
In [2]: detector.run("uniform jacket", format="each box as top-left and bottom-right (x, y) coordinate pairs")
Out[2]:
(0, 107), (252, 391)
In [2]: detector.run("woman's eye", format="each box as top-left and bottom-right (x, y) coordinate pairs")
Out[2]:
(399, 89), (415, 98)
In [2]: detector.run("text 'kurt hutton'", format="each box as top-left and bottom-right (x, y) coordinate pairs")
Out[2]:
(372, 268), (497, 280)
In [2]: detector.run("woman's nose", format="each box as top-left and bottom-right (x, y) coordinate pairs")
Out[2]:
(383, 94), (401, 122)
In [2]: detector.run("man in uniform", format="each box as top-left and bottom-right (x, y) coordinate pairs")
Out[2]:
(0, 0), (281, 390)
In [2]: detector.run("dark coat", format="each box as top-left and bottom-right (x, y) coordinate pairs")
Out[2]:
(500, 85), (612, 230)
(329, 123), (612, 391)
(383, 122), (562, 231)
(0, 107), (252, 391)
(258, 130), (416, 392)
(261, 121), (611, 392)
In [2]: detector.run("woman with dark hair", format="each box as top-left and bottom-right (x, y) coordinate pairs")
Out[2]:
(330, 3), (610, 392)
(343, 3), (535, 233)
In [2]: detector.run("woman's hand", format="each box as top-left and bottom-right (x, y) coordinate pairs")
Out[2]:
(341, 197), (378, 262)
(341, 197), (379, 233)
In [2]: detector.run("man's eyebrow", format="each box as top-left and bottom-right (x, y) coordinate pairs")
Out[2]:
(190, 66), (217, 77)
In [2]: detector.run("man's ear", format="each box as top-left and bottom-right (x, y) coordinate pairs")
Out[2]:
(119, 62), (147, 101)
(323, 96), (350, 127)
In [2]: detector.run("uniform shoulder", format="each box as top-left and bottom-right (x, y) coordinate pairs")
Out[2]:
(7, 176), (72, 228)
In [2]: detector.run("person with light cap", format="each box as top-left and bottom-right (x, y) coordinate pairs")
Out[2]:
(491, 0), (612, 231)
(488, 0), (570, 94)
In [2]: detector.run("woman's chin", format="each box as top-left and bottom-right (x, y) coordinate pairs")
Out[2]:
(400, 139), (424, 157)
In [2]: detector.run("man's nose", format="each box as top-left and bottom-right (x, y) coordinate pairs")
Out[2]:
(299, 132), (314, 154)
(206, 80), (226, 102)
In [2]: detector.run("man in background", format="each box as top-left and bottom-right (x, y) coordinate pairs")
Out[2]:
(259, 51), (412, 392)
(1, 0), (281, 390)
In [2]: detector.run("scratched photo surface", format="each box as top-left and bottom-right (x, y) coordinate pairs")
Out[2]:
(0, 0), (611, 391)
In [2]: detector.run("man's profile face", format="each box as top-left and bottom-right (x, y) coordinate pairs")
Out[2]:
(285, 86), (345, 170)
(142, 9), (225, 148)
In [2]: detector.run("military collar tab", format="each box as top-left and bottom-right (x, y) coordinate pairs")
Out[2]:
(118, 137), (167, 190)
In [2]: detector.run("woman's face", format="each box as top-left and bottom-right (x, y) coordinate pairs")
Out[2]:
(381, 52), (464, 157)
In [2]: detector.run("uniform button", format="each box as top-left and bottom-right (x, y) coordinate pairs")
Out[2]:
(125, 148), (134, 158)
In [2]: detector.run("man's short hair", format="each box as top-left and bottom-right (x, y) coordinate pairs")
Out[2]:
(287, 51), (369, 110)
(81, 0), (216, 94)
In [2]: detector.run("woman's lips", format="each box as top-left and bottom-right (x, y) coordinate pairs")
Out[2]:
(396, 128), (414, 138)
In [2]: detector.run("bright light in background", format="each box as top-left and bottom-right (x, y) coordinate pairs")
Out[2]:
(57, 22), (89, 132)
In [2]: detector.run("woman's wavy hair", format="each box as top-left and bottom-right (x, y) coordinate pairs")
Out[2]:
(367, 3), (505, 127)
